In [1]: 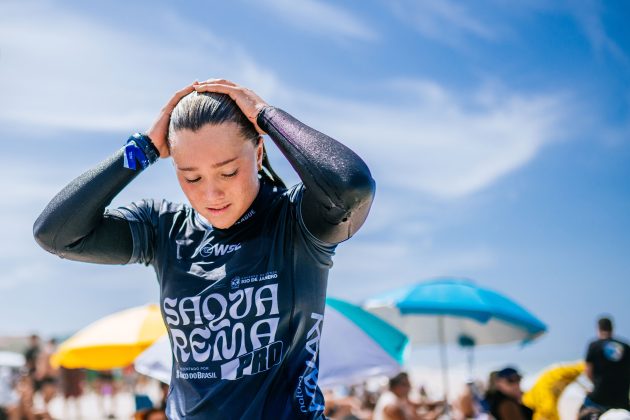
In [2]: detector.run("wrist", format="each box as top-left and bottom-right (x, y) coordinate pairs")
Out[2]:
(140, 133), (161, 159)
(256, 105), (274, 128)
(123, 133), (160, 170)
(131, 133), (160, 164)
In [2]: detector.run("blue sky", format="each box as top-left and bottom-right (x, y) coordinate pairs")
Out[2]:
(1, 0), (629, 378)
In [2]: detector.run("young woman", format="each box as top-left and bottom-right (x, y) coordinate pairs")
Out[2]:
(33, 79), (375, 419)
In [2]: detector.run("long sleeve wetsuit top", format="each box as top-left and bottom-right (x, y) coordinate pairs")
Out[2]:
(33, 106), (375, 419)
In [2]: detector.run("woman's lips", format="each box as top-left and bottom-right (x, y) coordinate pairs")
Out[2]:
(206, 204), (231, 215)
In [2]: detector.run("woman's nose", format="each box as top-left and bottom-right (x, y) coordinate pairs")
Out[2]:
(204, 183), (225, 202)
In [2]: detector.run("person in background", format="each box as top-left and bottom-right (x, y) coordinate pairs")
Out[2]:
(579, 316), (630, 418)
(34, 339), (58, 414)
(59, 367), (84, 419)
(454, 370), (497, 420)
(373, 373), (444, 420)
(454, 380), (490, 420)
(96, 369), (117, 419)
(323, 388), (371, 420)
(23, 335), (40, 382)
(485, 371), (498, 397)
(373, 373), (416, 420)
(485, 366), (533, 420)
(9, 375), (52, 420)
(0, 366), (18, 420)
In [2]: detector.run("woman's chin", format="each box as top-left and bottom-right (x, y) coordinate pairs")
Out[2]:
(194, 204), (237, 229)
(212, 221), (233, 229)
(203, 212), (237, 229)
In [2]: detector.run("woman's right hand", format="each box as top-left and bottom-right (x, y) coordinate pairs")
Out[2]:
(146, 82), (198, 158)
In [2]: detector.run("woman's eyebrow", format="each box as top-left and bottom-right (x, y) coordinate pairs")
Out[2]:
(177, 156), (239, 171)
(212, 156), (239, 168)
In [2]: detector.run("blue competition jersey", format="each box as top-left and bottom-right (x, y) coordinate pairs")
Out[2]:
(112, 181), (336, 419)
(34, 105), (375, 419)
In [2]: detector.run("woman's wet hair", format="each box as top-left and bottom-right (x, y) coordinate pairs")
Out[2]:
(169, 92), (286, 189)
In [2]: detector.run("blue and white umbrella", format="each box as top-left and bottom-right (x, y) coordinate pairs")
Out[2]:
(135, 297), (409, 387)
(364, 278), (547, 403)
(364, 278), (547, 346)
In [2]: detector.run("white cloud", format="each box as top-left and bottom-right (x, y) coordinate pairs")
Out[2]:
(493, 0), (629, 66)
(1, 2), (572, 200)
(567, 0), (630, 66)
(0, 1), (281, 132)
(290, 80), (571, 198)
(388, 0), (499, 48)
(259, 0), (377, 41)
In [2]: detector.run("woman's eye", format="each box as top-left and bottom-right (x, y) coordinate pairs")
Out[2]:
(222, 170), (238, 178)
(185, 177), (201, 183)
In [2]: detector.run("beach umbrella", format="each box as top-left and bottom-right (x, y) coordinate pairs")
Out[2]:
(0, 351), (25, 368)
(135, 297), (409, 386)
(364, 278), (547, 402)
(320, 297), (410, 386)
(522, 361), (585, 420)
(52, 304), (167, 370)
(133, 335), (172, 384)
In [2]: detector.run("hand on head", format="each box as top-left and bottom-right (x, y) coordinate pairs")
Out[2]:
(193, 79), (269, 135)
(146, 79), (268, 159)
(146, 82), (198, 158)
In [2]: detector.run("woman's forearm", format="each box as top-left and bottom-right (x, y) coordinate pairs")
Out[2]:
(257, 106), (376, 244)
(33, 147), (141, 264)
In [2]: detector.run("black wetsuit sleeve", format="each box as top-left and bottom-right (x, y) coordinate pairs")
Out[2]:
(33, 148), (143, 264)
(257, 106), (375, 244)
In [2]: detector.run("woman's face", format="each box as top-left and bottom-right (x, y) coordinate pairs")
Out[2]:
(170, 122), (263, 229)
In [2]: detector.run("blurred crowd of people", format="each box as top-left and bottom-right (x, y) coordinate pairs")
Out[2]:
(323, 372), (447, 420)
(322, 369), (511, 420)
(324, 317), (629, 420)
(0, 335), (167, 420)
(0, 335), (59, 419)
(1, 315), (628, 419)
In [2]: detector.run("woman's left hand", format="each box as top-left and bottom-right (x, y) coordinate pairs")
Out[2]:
(193, 79), (269, 135)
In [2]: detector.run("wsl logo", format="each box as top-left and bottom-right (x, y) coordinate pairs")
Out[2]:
(191, 232), (241, 259)
(200, 243), (241, 258)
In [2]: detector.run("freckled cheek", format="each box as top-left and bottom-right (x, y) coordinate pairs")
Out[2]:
(178, 180), (201, 207)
